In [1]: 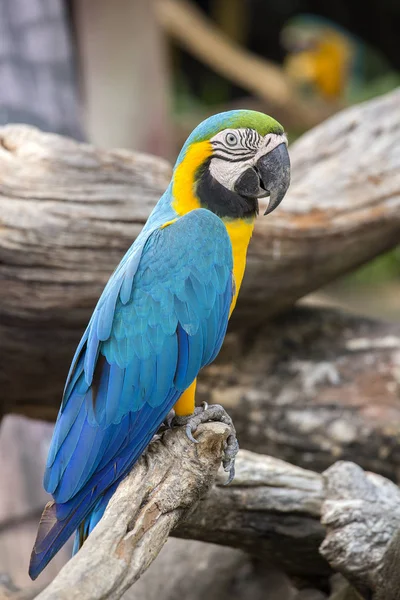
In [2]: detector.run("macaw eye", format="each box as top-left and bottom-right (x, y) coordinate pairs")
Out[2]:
(225, 132), (238, 146)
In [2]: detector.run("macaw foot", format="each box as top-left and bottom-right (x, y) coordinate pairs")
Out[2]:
(172, 403), (239, 485)
(162, 409), (176, 430)
(152, 410), (176, 442)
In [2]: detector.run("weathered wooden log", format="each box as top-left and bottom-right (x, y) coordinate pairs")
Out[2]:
(199, 306), (400, 481)
(4, 305), (398, 596)
(238, 87), (400, 327)
(1, 89), (400, 419)
(187, 455), (400, 599)
(0, 127), (170, 420)
(176, 449), (328, 582)
(320, 462), (400, 599)
(34, 423), (230, 600)
(25, 429), (400, 600)
(0, 546), (306, 600)
(0, 415), (321, 600)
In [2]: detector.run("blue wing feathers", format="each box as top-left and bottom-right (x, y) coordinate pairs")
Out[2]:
(61, 330), (89, 408)
(46, 390), (85, 468)
(84, 325), (100, 386)
(186, 329), (204, 386)
(104, 364), (124, 423)
(30, 208), (234, 580)
(155, 334), (178, 401)
(174, 324), (189, 391)
(55, 419), (100, 501)
(44, 394), (88, 494)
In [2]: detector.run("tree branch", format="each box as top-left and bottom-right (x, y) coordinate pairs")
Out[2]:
(200, 306), (400, 480)
(35, 423), (230, 600)
(320, 462), (400, 599)
(176, 449), (328, 582)
(25, 434), (400, 599)
(181, 454), (400, 599)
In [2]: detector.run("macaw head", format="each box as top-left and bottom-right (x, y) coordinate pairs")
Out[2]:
(172, 110), (290, 219)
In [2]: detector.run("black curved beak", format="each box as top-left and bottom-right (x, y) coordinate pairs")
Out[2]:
(257, 143), (291, 215)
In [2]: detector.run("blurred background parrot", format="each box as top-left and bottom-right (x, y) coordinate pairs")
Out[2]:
(281, 15), (355, 100)
(29, 109), (290, 580)
(281, 14), (400, 104)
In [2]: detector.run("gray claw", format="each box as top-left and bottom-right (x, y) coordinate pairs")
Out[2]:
(222, 435), (239, 484)
(224, 463), (235, 486)
(171, 403), (239, 484)
(157, 409), (176, 434)
(165, 409), (175, 429)
(186, 424), (199, 444)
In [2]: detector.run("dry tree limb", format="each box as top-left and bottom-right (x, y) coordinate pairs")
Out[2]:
(0, 126), (171, 420)
(200, 306), (400, 481)
(35, 423), (230, 600)
(179, 454), (400, 598)
(154, 0), (340, 129)
(1, 89), (400, 420)
(23, 440), (400, 599)
(176, 449), (328, 582)
(320, 462), (400, 600)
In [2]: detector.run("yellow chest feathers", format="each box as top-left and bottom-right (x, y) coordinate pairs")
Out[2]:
(224, 219), (254, 315)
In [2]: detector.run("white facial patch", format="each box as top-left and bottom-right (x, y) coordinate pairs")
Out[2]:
(209, 129), (287, 192)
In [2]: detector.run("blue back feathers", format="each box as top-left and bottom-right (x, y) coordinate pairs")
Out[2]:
(29, 207), (233, 579)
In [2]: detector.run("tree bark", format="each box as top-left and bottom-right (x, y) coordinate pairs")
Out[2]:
(200, 306), (400, 481)
(34, 423), (230, 600)
(176, 449), (328, 583)
(178, 454), (400, 598)
(237, 87), (400, 327)
(1, 89), (400, 421)
(320, 462), (400, 599)
(16, 429), (400, 600)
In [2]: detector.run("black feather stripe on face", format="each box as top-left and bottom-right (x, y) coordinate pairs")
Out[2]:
(211, 153), (255, 162)
(195, 158), (259, 220)
(211, 128), (261, 162)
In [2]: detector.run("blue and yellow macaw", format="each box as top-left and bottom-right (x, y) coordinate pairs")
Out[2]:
(29, 110), (290, 579)
(282, 15), (355, 99)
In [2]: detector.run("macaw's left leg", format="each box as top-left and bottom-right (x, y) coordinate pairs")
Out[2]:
(172, 379), (239, 484)
(158, 380), (198, 433)
(174, 378), (197, 416)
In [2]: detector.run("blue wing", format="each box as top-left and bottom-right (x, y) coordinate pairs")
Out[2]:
(29, 208), (233, 578)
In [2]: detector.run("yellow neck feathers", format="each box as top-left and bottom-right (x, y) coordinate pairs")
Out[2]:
(172, 140), (255, 316)
(172, 140), (212, 215)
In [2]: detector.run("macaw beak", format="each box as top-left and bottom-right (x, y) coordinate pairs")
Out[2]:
(257, 142), (291, 215)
